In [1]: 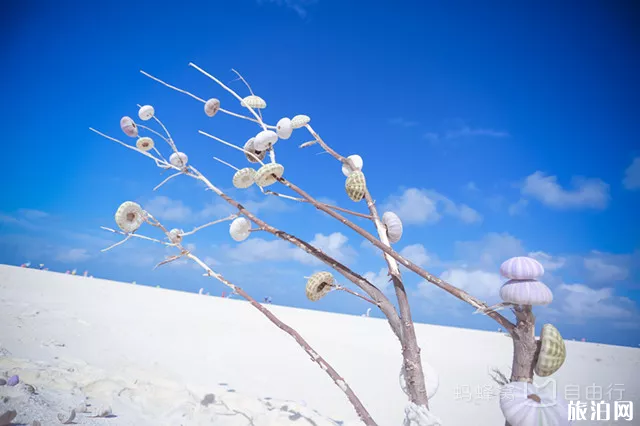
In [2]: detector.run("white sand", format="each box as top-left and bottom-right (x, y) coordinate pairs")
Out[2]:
(0, 265), (638, 425)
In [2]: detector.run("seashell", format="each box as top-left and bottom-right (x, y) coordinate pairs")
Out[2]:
(500, 256), (545, 280)
(535, 324), (566, 377)
(382, 211), (403, 244)
(170, 151), (188, 168)
(229, 217), (251, 242)
(305, 272), (335, 302)
(341, 154), (363, 177)
(276, 117), (293, 139)
(93, 406), (112, 417)
(254, 130), (278, 151)
(120, 116), (138, 137)
(0, 410), (17, 426)
(204, 98), (221, 117)
(291, 114), (310, 129)
(500, 381), (571, 426)
(499, 279), (553, 306)
(168, 228), (183, 244)
(136, 137), (154, 152)
(7, 375), (19, 386)
(254, 163), (284, 187)
(241, 95), (266, 109)
(232, 168), (256, 189)
(345, 170), (366, 202)
(58, 409), (76, 424)
(243, 138), (267, 163)
(115, 201), (145, 234)
(138, 105), (155, 121)
(399, 361), (439, 400)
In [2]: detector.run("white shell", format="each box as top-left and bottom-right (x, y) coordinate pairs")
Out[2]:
(341, 154), (363, 177)
(136, 137), (154, 152)
(276, 117), (293, 139)
(204, 98), (221, 117)
(254, 163), (284, 187)
(170, 152), (188, 168)
(120, 116), (138, 137)
(254, 130), (278, 151)
(241, 95), (266, 109)
(233, 168), (256, 189)
(114, 201), (145, 233)
(243, 138), (267, 163)
(57, 409), (76, 424)
(500, 256), (545, 280)
(535, 324), (566, 377)
(229, 217), (251, 242)
(291, 114), (310, 129)
(500, 381), (571, 426)
(500, 279), (553, 306)
(382, 211), (403, 243)
(138, 105), (155, 121)
(399, 361), (439, 400)
(93, 406), (112, 417)
(168, 228), (183, 244)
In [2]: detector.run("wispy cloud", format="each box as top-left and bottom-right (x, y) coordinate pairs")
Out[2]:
(389, 117), (419, 128)
(520, 171), (610, 210)
(424, 125), (509, 143)
(256, 0), (318, 18)
(623, 157), (640, 190)
(382, 188), (482, 225)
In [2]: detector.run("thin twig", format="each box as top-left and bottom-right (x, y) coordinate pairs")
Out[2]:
(101, 235), (132, 252)
(335, 286), (379, 306)
(154, 171), (184, 191)
(100, 226), (176, 246)
(264, 190), (372, 219)
(89, 128), (169, 169)
(180, 214), (238, 237)
(199, 130), (266, 166)
(299, 140), (318, 148)
(213, 157), (240, 171)
(137, 123), (172, 145)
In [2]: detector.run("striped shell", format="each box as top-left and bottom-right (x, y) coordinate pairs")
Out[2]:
(500, 381), (571, 426)
(254, 130), (278, 151)
(291, 114), (310, 129)
(382, 211), (403, 243)
(204, 98), (221, 117)
(170, 152), (188, 168)
(254, 163), (284, 187)
(305, 271), (334, 302)
(233, 168), (256, 189)
(115, 201), (145, 233)
(136, 137), (154, 152)
(499, 279), (553, 306)
(229, 217), (251, 242)
(138, 105), (155, 121)
(120, 116), (138, 137)
(345, 171), (366, 202)
(241, 95), (267, 109)
(243, 138), (267, 163)
(276, 117), (293, 139)
(535, 324), (566, 377)
(500, 256), (545, 280)
(168, 228), (183, 244)
(341, 154), (363, 177)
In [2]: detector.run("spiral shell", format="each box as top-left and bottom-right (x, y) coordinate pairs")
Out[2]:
(500, 381), (570, 426)
(229, 217), (251, 242)
(305, 271), (334, 302)
(254, 163), (284, 187)
(115, 201), (145, 233)
(535, 324), (566, 377)
(138, 105), (155, 121)
(499, 279), (553, 306)
(241, 95), (267, 109)
(382, 211), (403, 243)
(204, 98), (221, 117)
(168, 228), (183, 244)
(345, 171), (366, 202)
(233, 168), (256, 189)
(136, 137), (154, 152)
(170, 152), (188, 168)
(291, 114), (310, 129)
(243, 138), (267, 163)
(276, 117), (293, 139)
(254, 130), (278, 151)
(120, 116), (138, 137)
(500, 256), (545, 280)
(341, 154), (363, 177)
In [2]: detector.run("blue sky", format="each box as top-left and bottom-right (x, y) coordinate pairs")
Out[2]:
(1, 0), (639, 347)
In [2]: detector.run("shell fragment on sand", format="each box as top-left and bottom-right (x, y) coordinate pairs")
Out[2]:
(254, 163), (284, 187)
(500, 256), (545, 280)
(305, 272), (335, 302)
(345, 170), (366, 202)
(499, 279), (553, 306)
(535, 324), (566, 377)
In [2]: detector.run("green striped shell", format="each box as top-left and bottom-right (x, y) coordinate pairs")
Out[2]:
(232, 168), (256, 189)
(305, 272), (334, 302)
(345, 170), (366, 202)
(241, 95), (267, 109)
(254, 163), (284, 187)
(535, 323), (566, 377)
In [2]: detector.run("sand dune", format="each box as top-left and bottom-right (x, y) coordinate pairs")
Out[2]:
(1, 265), (638, 425)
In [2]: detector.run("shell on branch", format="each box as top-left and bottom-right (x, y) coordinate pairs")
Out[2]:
(254, 163), (284, 187)
(120, 116), (138, 138)
(499, 279), (553, 306)
(115, 201), (145, 234)
(276, 117), (293, 139)
(341, 154), (363, 177)
(233, 168), (256, 189)
(499, 381), (571, 426)
(535, 324), (566, 377)
(500, 256), (545, 280)
(204, 98), (221, 117)
(136, 137), (154, 152)
(254, 130), (278, 151)
(138, 105), (155, 121)
(229, 217), (251, 242)
(305, 271), (335, 302)
(243, 138), (266, 163)
(240, 95), (266, 109)
(168, 228), (183, 244)
(382, 211), (403, 243)
(345, 171), (366, 202)
(291, 114), (310, 129)
(170, 152), (188, 168)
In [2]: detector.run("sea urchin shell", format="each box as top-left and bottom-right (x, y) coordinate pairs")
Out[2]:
(138, 105), (155, 121)
(341, 154), (363, 177)
(382, 211), (403, 243)
(291, 115), (310, 129)
(115, 201), (145, 234)
(204, 98), (221, 117)
(276, 117), (293, 139)
(169, 152), (188, 168)
(229, 217), (251, 242)
(120, 116), (138, 138)
(254, 130), (278, 151)
(241, 95), (267, 109)
(305, 271), (335, 302)
(136, 137), (154, 152)
(233, 168), (256, 189)
(500, 256), (545, 280)
(535, 324), (566, 377)
(345, 170), (366, 202)
(243, 138), (266, 163)
(499, 279), (553, 306)
(254, 163), (284, 187)
(168, 228), (183, 244)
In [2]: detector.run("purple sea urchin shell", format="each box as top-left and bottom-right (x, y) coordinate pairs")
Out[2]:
(7, 375), (19, 386)
(499, 256), (544, 280)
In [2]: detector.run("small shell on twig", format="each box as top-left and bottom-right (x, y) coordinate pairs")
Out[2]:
(204, 98), (221, 117)
(170, 152), (188, 168)
(276, 117), (293, 139)
(243, 138), (266, 163)
(345, 171), (366, 202)
(535, 323), (566, 377)
(138, 105), (155, 121)
(168, 228), (183, 244)
(232, 168), (256, 189)
(254, 130), (278, 151)
(305, 271), (335, 302)
(136, 137), (155, 152)
(241, 95), (266, 109)
(115, 201), (145, 234)
(57, 409), (76, 424)
(341, 154), (363, 177)
(254, 163), (284, 187)
(382, 211), (403, 243)
(229, 217), (251, 242)
(291, 114), (310, 129)
(120, 116), (138, 137)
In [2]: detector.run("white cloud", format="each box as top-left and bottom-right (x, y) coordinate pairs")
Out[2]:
(256, 0), (317, 18)
(521, 171), (610, 210)
(56, 248), (91, 263)
(508, 198), (529, 216)
(583, 252), (629, 282)
(623, 157), (640, 190)
(17, 209), (49, 220)
(444, 126), (509, 140)
(439, 269), (504, 299)
(389, 117), (419, 127)
(382, 188), (482, 225)
(465, 182), (479, 191)
(557, 284), (637, 320)
(454, 233), (525, 270)
(363, 268), (393, 293)
(144, 196), (193, 221)
(399, 244), (432, 267)
(528, 251), (566, 271)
